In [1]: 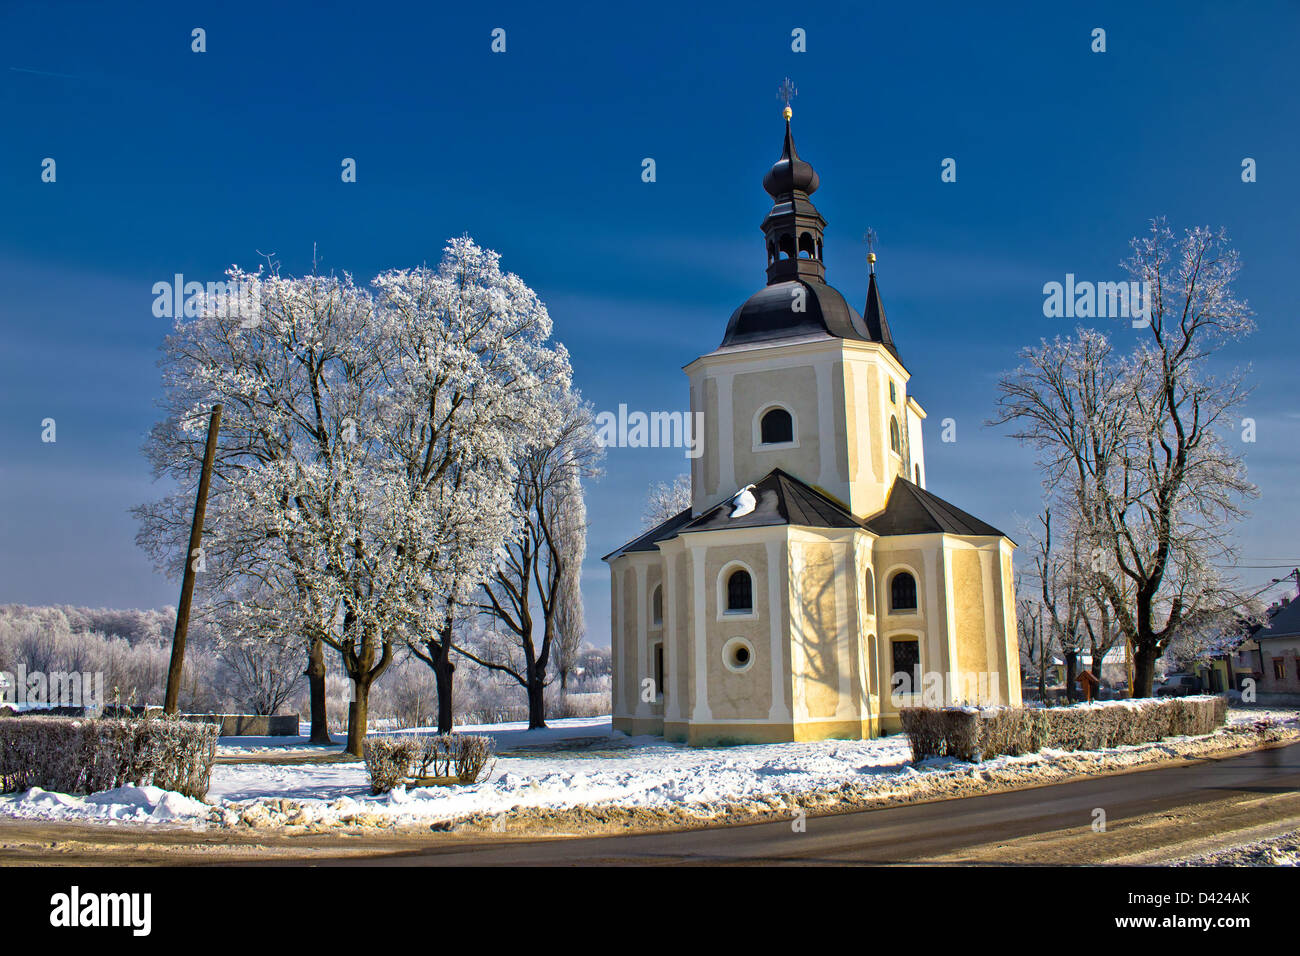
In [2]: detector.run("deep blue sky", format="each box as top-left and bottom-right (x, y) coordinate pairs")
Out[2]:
(2, 1), (1298, 644)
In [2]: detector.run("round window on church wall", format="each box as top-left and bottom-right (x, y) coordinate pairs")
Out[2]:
(723, 638), (755, 673)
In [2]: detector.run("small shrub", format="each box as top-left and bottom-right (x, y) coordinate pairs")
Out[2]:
(362, 736), (420, 795)
(452, 735), (496, 784)
(899, 707), (947, 762)
(0, 715), (217, 799)
(363, 733), (497, 794)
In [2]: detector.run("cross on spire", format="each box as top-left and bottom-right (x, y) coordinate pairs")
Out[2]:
(777, 77), (797, 119)
(864, 228), (879, 274)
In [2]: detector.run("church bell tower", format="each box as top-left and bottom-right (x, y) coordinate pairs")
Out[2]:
(685, 81), (924, 520)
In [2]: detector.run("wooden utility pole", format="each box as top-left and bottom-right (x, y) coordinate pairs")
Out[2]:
(164, 404), (222, 715)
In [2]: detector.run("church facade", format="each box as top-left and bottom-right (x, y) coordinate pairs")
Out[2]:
(604, 107), (1021, 745)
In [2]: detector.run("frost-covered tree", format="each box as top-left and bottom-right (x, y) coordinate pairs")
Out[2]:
(641, 474), (691, 530)
(137, 238), (569, 753)
(466, 388), (602, 728)
(215, 625), (303, 716)
(1015, 576), (1052, 701)
(135, 262), (377, 744)
(377, 243), (572, 734)
(994, 221), (1259, 698)
(552, 476), (589, 694)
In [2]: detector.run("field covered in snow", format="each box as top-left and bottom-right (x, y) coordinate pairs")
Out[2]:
(2, 707), (1297, 830)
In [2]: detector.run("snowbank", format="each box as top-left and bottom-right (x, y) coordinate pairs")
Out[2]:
(0, 785), (211, 824)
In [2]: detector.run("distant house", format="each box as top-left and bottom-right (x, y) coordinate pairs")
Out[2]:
(1164, 624), (1246, 694)
(1248, 597), (1300, 698)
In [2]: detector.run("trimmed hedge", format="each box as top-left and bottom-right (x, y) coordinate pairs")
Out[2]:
(901, 695), (1228, 763)
(0, 715), (218, 799)
(363, 734), (496, 795)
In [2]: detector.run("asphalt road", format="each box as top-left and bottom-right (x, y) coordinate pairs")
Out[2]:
(314, 740), (1300, 866)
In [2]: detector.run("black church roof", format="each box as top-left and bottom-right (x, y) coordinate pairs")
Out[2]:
(864, 478), (1007, 538)
(601, 506), (695, 560)
(861, 272), (900, 361)
(679, 469), (865, 535)
(719, 279), (871, 348)
(603, 470), (1009, 561)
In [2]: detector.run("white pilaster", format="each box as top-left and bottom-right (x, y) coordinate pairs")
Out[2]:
(788, 541), (807, 721)
(690, 544), (713, 723)
(832, 541), (854, 719)
(979, 548), (1000, 705)
(766, 537), (790, 721)
(613, 566), (626, 717)
(815, 360), (836, 486)
(717, 372), (735, 493)
(634, 561), (649, 716)
(664, 551), (681, 721)
(940, 543), (957, 705)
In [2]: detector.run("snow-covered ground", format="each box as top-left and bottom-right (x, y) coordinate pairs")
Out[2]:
(213, 715), (612, 756)
(1224, 707), (1300, 728)
(208, 727), (921, 827)
(3, 707), (1297, 830)
(1179, 830), (1300, 867)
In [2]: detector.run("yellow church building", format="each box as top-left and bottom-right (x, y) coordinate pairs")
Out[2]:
(604, 105), (1021, 745)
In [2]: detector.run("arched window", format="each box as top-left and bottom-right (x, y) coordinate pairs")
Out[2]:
(651, 585), (663, 626)
(766, 240), (775, 265)
(760, 407), (794, 445)
(778, 234), (796, 259)
(726, 569), (753, 612)
(890, 638), (921, 696)
(798, 232), (816, 258)
(889, 416), (901, 454)
(890, 571), (917, 612)
(889, 380), (897, 404)
(864, 567), (876, 616)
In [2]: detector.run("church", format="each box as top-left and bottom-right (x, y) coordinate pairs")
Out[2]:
(604, 100), (1021, 745)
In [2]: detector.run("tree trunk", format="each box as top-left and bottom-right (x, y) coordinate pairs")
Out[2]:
(305, 638), (331, 744)
(1036, 627), (1048, 701)
(1133, 642), (1159, 699)
(1064, 649), (1078, 703)
(525, 655), (547, 730)
(345, 678), (370, 756)
(433, 651), (455, 734)
(527, 675), (547, 729)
